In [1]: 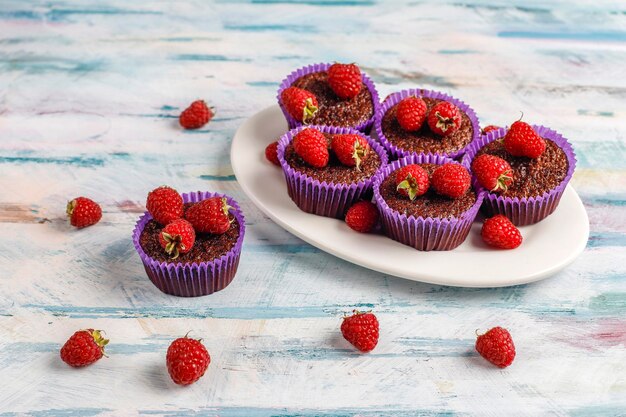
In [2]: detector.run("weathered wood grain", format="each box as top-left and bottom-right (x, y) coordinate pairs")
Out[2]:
(0, 0), (625, 416)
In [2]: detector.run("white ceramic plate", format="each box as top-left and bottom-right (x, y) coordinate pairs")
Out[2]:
(231, 105), (589, 287)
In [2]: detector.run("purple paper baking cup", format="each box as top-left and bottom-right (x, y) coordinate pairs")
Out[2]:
(132, 192), (245, 297)
(277, 125), (388, 219)
(277, 62), (380, 132)
(374, 88), (481, 160)
(461, 125), (576, 226)
(373, 154), (484, 251)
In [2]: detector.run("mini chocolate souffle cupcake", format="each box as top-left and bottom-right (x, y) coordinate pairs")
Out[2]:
(132, 190), (245, 297)
(277, 62), (380, 132)
(375, 89), (480, 159)
(277, 125), (388, 218)
(373, 154), (483, 251)
(463, 123), (576, 226)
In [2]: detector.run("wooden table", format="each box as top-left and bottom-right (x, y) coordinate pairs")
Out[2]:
(1, 1), (624, 415)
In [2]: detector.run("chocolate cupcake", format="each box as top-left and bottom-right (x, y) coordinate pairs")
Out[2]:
(462, 125), (576, 226)
(277, 63), (380, 132)
(373, 154), (483, 251)
(375, 89), (480, 159)
(132, 191), (245, 297)
(277, 125), (388, 218)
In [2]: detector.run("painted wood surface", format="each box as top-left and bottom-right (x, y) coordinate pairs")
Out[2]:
(0, 0), (625, 415)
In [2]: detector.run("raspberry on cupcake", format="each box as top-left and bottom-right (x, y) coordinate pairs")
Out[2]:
(277, 62), (380, 132)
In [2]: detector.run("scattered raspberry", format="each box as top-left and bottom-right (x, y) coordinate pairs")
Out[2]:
(331, 134), (369, 170)
(67, 197), (102, 228)
(431, 163), (471, 199)
(396, 96), (427, 132)
(60, 329), (108, 368)
(475, 326), (516, 368)
(395, 164), (429, 201)
(345, 201), (378, 233)
(293, 128), (329, 168)
(179, 100), (213, 130)
(503, 120), (546, 159)
(265, 141), (280, 166)
(481, 215), (522, 249)
(471, 154), (513, 193)
(482, 125), (500, 135)
(185, 197), (232, 235)
(327, 63), (362, 100)
(341, 311), (379, 353)
(146, 186), (184, 226)
(281, 86), (318, 123)
(166, 336), (211, 385)
(159, 218), (196, 259)
(427, 101), (462, 136)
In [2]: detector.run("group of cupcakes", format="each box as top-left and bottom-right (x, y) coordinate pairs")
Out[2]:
(266, 62), (576, 252)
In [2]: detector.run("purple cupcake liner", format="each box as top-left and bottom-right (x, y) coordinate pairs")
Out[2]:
(277, 62), (381, 133)
(374, 88), (481, 160)
(373, 154), (484, 251)
(277, 125), (389, 219)
(461, 125), (576, 226)
(132, 192), (245, 297)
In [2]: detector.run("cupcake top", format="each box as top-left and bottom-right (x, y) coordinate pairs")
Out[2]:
(279, 63), (379, 130)
(379, 163), (477, 219)
(139, 202), (241, 264)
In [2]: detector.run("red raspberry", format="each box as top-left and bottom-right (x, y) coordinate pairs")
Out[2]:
(185, 197), (232, 235)
(475, 326), (516, 368)
(146, 186), (184, 226)
(345, 201), (378, 233)
(66, 197), (102, 228)
(327, 63), (362, 100)
(427, 101), (462, 136)
(60, 329), (108, 368)
(471, 154), (513, 193)
(331, 133), (369, 170)
(482, 125), (500, 135)
(166, 336), (211, 385)
(293, 128), (329, 168)
(395, 164), (429, 201)
(396, 96), (427, 132)
(503, 120), (546, 159)
(281, 86), (318, 123)
(341, 311), (379, 353)
(265, 141), (280, 166)
(179, 100), (213, 129)
(431, 163), (471, 199)
(481, 215), (522, 249)
(159, 219), (196, 259)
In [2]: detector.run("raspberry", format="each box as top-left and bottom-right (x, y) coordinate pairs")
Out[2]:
(396, 96), (427, 132)
(159, 218), (196, 259)
(293, 128), (329, 168)
(146, 186), (184, 226)
(265, 141), (280, 166)
(179, 100), (213, 129)
(475, 326), (516, 368)
(345, 201), (378, 233)
(482, 125), (500, 135)
(431, 163), (471, 199)
(341, 311), (379, 353)
(327, 63), (362, 100)
(331, 133), (369, 170)
(503, 120), (546, 159)
(281, 87), (318, 123)
(427, 101), (462, 136)
(395, 164), (429, 200)
(60, 329), (108, 368)
(184, 197), (232, 235)
(166, 336), (211, 385)
(471, 154), (513, 193)
(66, 197), (102, 228)
(481, 215), (522, 249)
